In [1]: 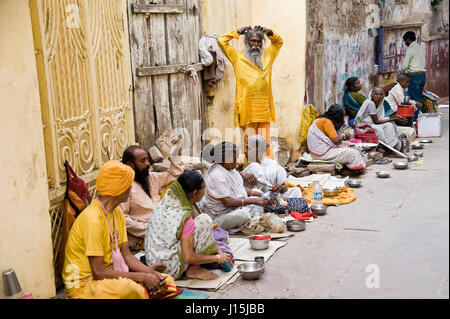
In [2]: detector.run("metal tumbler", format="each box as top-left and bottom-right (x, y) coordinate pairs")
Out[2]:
(254, 256), (265, 273)
(3, 269), (22, 296)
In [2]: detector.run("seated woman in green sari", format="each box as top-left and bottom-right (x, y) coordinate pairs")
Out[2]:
(343, 77), (365, 120)
(343, 77), (395, 120)
(145, 171), (233, 281)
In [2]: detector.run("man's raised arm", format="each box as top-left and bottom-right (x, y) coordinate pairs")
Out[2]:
(218, 26), (251, 64)
(266, 28), (283, 58)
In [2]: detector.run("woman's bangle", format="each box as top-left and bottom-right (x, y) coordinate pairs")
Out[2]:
(216, 254), (221, 263)
(241, 199), (245, 206)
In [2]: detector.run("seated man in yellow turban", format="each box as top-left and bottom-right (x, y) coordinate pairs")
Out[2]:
(62, 160), (178, 299)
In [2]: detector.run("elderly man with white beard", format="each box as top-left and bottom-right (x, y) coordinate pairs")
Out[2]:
(218, 25), (283, 159)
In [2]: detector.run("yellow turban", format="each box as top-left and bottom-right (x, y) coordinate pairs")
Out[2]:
(96, 160), (135, 197)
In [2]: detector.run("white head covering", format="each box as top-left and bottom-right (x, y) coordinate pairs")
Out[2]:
(247, 135), (269, 163)
(370, 87), (387, 120)
(355, 87), (387, 124)
(202, 142), (239, 164)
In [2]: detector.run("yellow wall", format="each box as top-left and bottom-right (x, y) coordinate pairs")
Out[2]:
(0, 0), (55, 298)
(200, 0), (307, 150)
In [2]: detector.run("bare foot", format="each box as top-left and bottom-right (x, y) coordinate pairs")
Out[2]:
(340, 167), (363, 177)
(186, 265), (219, 280)
(385, 151), (405, 158)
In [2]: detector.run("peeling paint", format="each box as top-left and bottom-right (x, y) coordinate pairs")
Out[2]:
(426, 39), (449, 96)
(306, 0), (377, 112)
(322, 32), (374, 109)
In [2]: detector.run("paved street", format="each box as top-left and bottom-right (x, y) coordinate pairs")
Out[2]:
(211, 109), (449, 299)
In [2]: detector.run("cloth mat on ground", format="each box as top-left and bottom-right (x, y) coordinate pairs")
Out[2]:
(286, 174), (348, 189)
(231, 237), (287, 262)
(297, 154), (343, 170)
(172, 237), (287, 290)
(300, 185), (356, 206)
(230, 232), (295, 240)
(174, 290), (210, 299)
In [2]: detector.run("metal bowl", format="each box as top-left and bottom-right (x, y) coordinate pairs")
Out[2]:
(393, 162), (408, 169)
(286, 220), (306, 232)
(249, 235), (271, 250)
(323, 188), (339, 197)
(346, 179), (362, 188)
(376, 171), (390, 178)
(414, 151), (423, 157)
(406, 155), (418, 162)
(419, 139), (433, 144)
(237, 262), (264, 280)
(311, 204), (327, 215)
(412, 143), (424, 149)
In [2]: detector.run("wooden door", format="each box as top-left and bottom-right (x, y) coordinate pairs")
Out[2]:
(128, 0), (205, 156)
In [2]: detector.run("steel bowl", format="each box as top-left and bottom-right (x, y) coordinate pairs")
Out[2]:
(419, 139), (433, 144)
(323, 188), (339, 197)
(286, 220), (306, 232)
(406, 155), (418, 162)
(376, 171), (390, 178)
(414, 151), (423, 157)
(412, 143), (424, 149)
(249, 235), (271, 250)
(393, 162), (408, 169)
(311, 204), (328, 215)
(346, 179), (362, 188)
(237, 262), (264, 280)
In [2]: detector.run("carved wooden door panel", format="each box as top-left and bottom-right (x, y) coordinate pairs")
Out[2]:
(30, 0), (135, 284)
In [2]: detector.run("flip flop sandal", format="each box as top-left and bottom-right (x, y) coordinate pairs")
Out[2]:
(373, 158), (392, 164)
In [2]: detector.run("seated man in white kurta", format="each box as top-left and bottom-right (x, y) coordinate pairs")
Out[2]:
(385, 73), (419, 142)
(241, 135), (302, 199)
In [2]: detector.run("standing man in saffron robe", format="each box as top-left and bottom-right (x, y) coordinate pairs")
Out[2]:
(218, 25), (283, 158)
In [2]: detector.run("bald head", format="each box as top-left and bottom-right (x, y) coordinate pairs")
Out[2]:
(397, 73), (410, 88)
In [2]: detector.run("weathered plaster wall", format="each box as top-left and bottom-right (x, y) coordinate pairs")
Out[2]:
(426, 39), (449, 96)
(200, 0), (307, 150)
(322, 32), (375, 109)
(306, 0), (378, 112)
(380, 0), (449, 97)
(0, 0), (55, 298)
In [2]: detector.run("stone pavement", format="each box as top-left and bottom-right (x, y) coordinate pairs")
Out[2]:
(210, 109), (449, 299)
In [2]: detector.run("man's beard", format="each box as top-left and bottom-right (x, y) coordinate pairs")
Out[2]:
(244, 44), (264, 70)
(135, 166), (150, 196)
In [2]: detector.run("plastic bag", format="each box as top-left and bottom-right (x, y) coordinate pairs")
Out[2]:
(260, 213), (286, 233)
